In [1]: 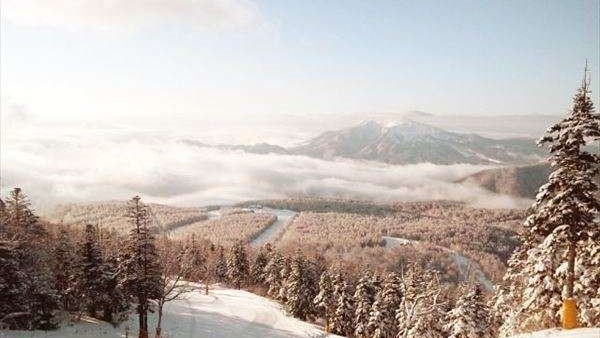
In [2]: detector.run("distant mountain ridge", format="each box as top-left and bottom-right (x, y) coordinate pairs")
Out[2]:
(182, 120), (547, 165)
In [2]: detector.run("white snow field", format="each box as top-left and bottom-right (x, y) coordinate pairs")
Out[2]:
(1, 285), (339, 338)
(510, 328), (600, 338)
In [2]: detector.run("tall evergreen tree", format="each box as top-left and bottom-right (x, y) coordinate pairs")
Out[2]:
(265, 250), (284, 299)
(250, 246), (269, 286)
(52, 226), (77, 311)
(368, 272), (403, 338)
(0, 240), (28, 329)
(314, 270), (335, 332)
(214, 246), (228, 283)
(285, 251), (314, 320)
(76, 224), (106, 318)
(331, 277), (354, 336)
(1, 188), (58, 329)
(354, 271), (377, 338)
(444, 285), (492, 338)
(118, 196), (163, 338)
(227, 241), (249, 289)
(526, 63), (599, 306)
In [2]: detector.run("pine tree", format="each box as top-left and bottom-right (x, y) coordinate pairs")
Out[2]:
(277, 256), (292, 302)
(1, 188), (58, 329)
(265, 251), (284, 299)
(52, 226), (77, 311)
(101, 253), (130, 324)
(214, 246), (228, 283)
(354, 271), (377, 337)
(314, 270), (335, 332)
(525, 63), (599, 312)
(251, 246), (269, 286)
(76, 224), (106, 318)
(285, 251), (314, 320)
(227, 241), (249, 289)
(331, 277), (354, 336)
(368, 272), (403, 338)
(118, 196), (163, 338)
(444, 285), (492, 338)
(0, 240), (28, 329)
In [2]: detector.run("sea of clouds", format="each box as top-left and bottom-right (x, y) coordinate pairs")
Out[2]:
(0, 120), (532, 212)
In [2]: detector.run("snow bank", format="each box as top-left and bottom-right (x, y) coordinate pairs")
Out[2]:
(1, 285), (339, 338)
(511, 328), (600, 338)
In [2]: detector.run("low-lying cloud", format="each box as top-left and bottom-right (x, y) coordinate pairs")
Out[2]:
(1, 0), (261, 32)
(0, 125), (532, 212)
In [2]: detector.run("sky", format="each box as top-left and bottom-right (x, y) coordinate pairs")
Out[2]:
(1, 0), (598, 129)
(0, 0), (598, 208)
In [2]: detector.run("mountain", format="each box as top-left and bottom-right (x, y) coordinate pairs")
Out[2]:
(461, 160), (600, 199)
(460, 163), (552, 198)
(291, 120), (545, 165)
(181, 139), (289, 155)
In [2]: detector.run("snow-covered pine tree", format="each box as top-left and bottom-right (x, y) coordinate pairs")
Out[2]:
(0, 239), (28, 329)
(285, 251), (314, 320)
(444, 285), (492, 338)
(368, 272), (403, 338)
(277, 256), (292, 302)
(76, 224), (107, 318)
(52, 225), (77, 311)
(491, 232), (535, 338)
(354, 271), (377, 337)
(100, 252), (130, 324)
(118, 196), (163, 338)
(264, 250), (284, 298)
(331, 277), (354, 336)
(214, 246), (228, 283)
(227, 241), (249, 289)
(250, 246), (269, 286)
(517, 64), (600, 331)
(314, 269), (335, 332)
(1, 188), (59, 329)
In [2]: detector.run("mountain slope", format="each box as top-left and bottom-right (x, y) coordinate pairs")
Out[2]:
(2, 285), (339, 338)
(292, 120), (545, 165)
(461, 161), (600, 199)
(460, 163), (552, 198)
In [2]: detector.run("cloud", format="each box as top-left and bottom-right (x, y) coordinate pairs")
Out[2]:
(0, 125), (532, 211)
(1, 0), (261, 32)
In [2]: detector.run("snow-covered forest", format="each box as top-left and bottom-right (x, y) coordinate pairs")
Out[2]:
(1, 72), (599, 338)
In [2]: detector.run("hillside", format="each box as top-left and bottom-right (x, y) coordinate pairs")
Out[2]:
(461, 162), (600, 199)
(2, 285), (339, 338)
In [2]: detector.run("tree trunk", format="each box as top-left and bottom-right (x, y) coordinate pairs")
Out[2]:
(566, 240), (576, 298)
(155, 302), (164, 338)
(205, 283), (209, 295)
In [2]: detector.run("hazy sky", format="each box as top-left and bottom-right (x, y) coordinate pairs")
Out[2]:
(1, 0), (598, 128)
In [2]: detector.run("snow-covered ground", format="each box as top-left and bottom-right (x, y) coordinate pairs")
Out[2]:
(250, 208), (297, 247)
(511, 328), (600, 338)
(1, 285), (337, 338)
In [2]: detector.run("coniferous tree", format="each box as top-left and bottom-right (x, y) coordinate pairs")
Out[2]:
(0, 240), (28, 329)
(214, 246), (228, 283)
(52, 226), (77, 311)
(495, 65), (600, 334)
(444, 285), (492, 338)
(277, 256), (292, 302)
(265, 250), (284, 298)
(577, 233), (600, 326)
(368, 272), (403, 338)
(1, 188), (58, 329)
(314, 270), (335, 332)
(285, 251), (314, 320)
(76, 224), (106, 318)
(331, 277), (354, 336)
(227, 241), (249, 289)
(118, 196), (163, 338)
(354, 271), (377, 338)
(251, 246), (269, 286)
